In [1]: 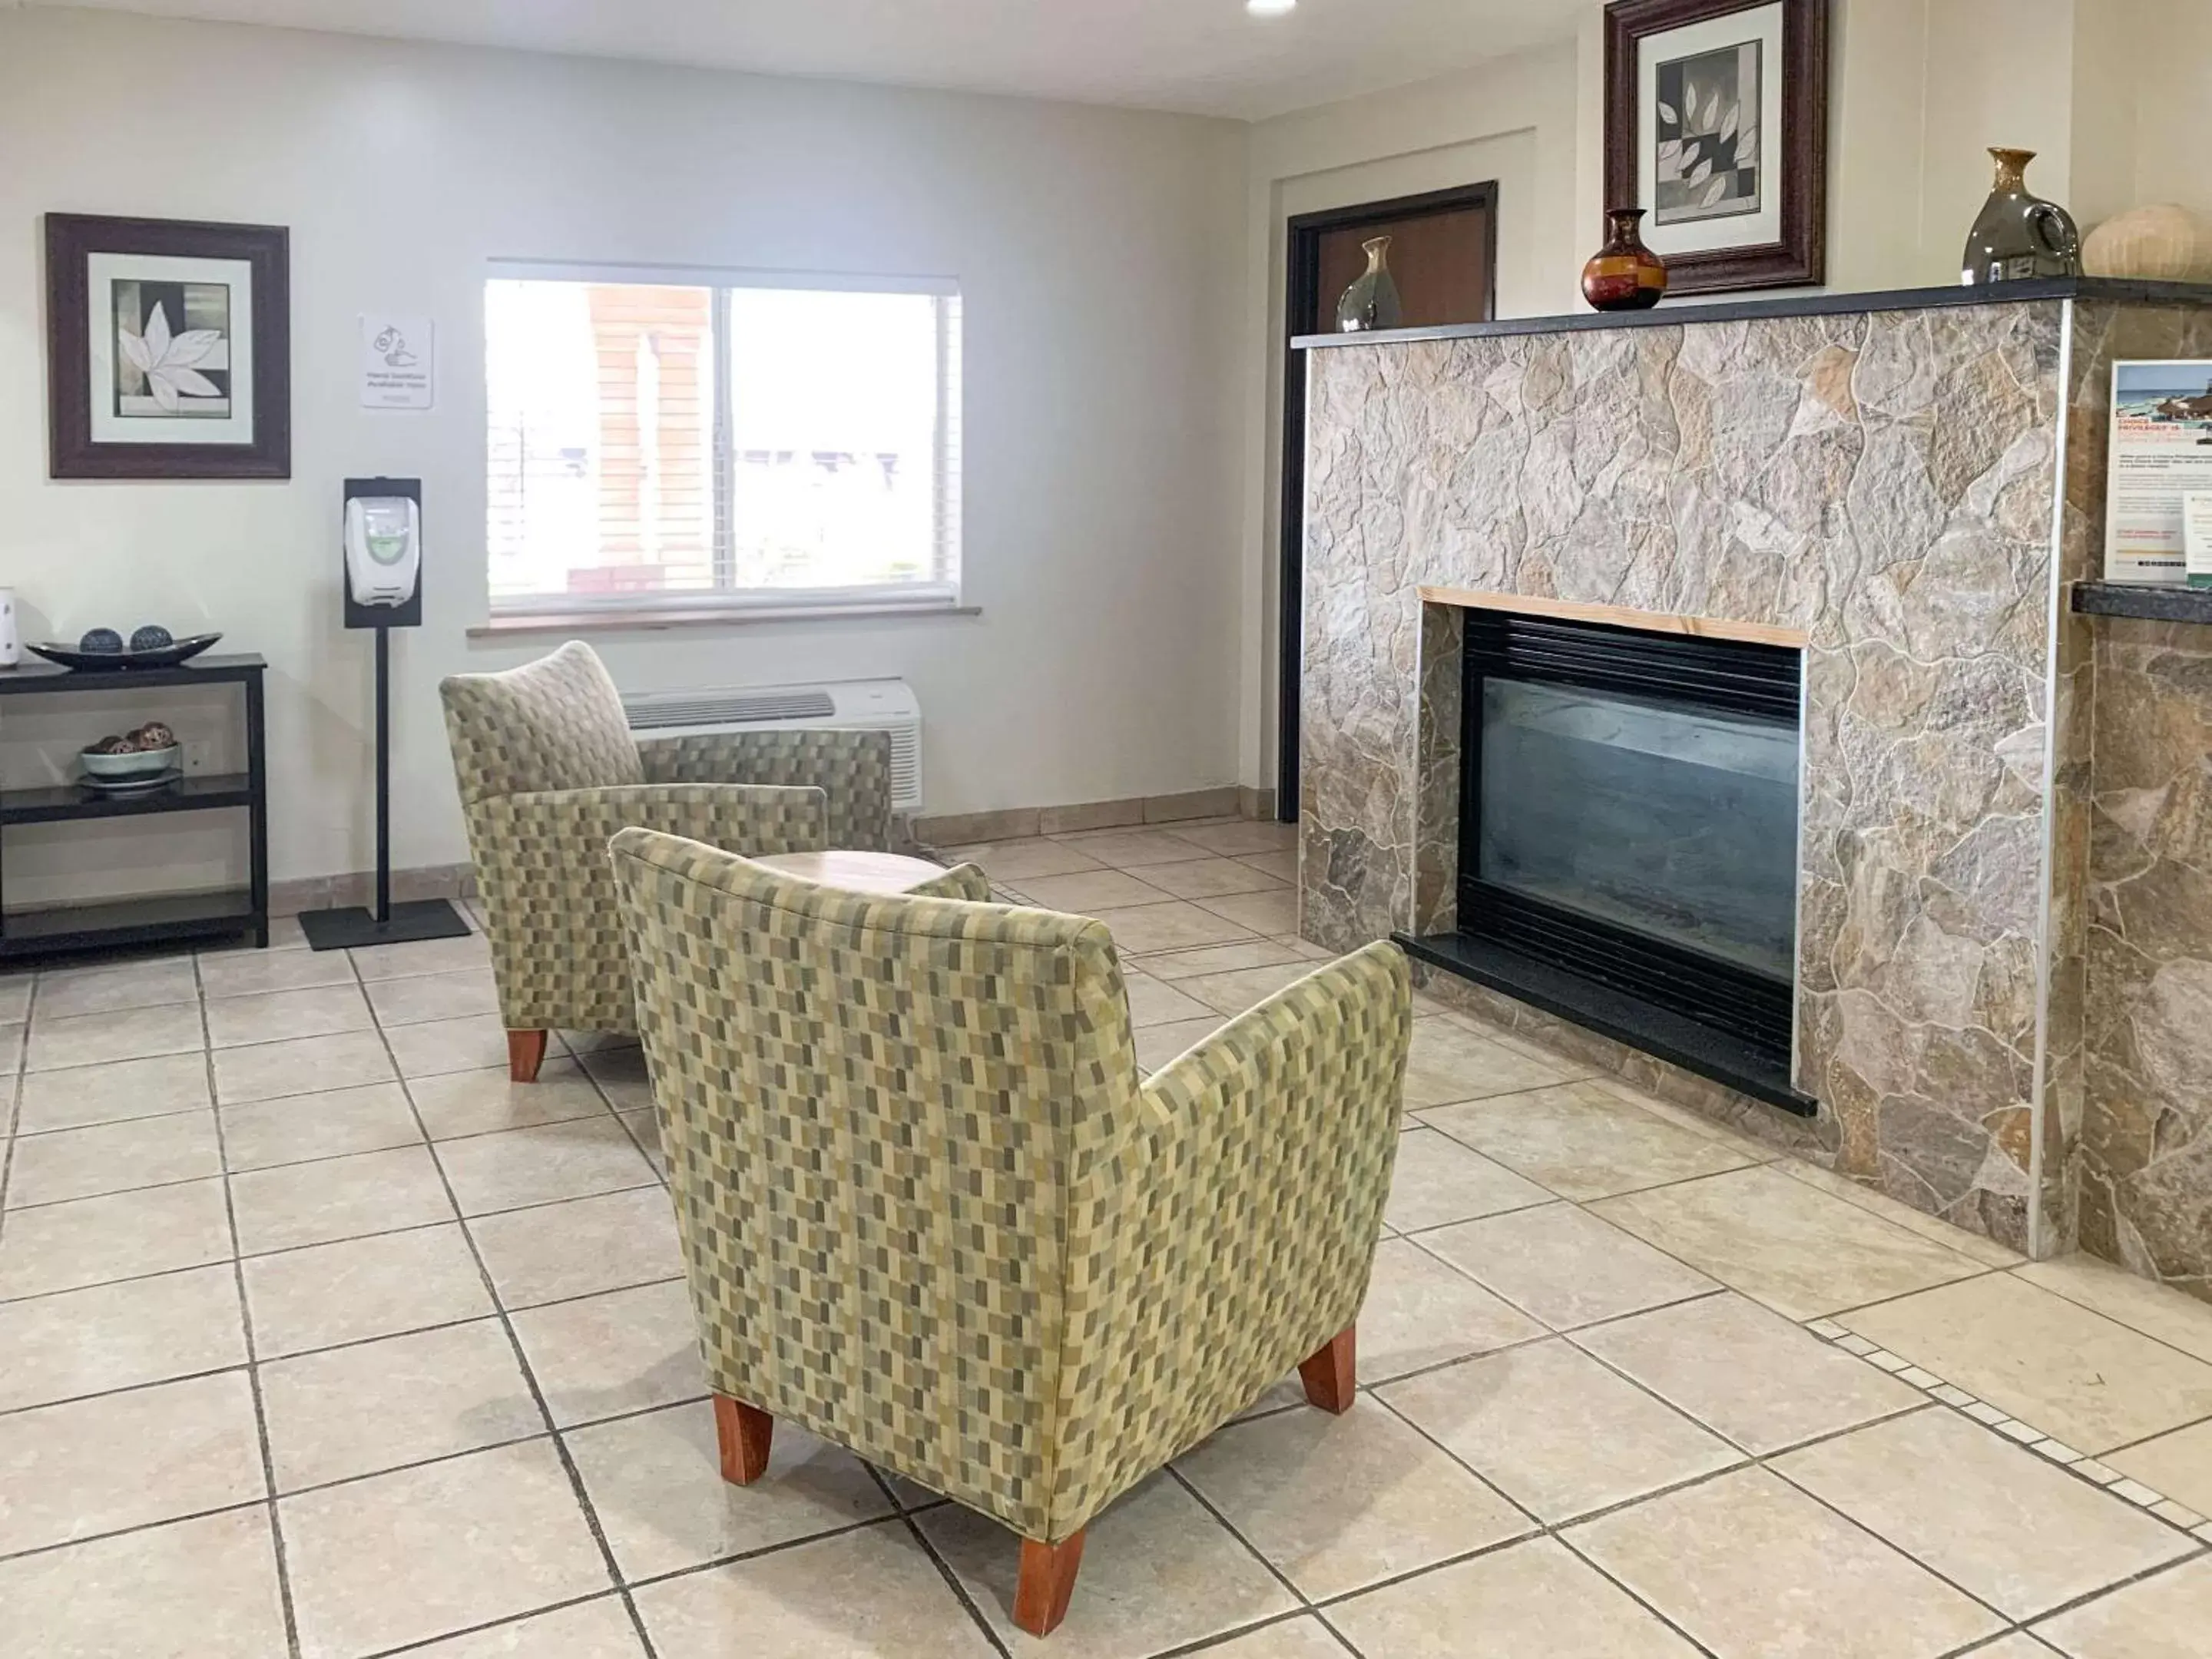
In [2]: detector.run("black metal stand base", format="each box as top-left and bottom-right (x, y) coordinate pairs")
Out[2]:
(303, 617), (468, 955)
(300, 898), (472, 952)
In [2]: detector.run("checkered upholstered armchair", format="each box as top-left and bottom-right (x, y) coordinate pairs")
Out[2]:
(608, 826), (1412, 1637)
(440, 641), (893, 1081)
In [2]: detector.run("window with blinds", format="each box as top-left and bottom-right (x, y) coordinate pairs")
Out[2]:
(485, 269), (962, 617)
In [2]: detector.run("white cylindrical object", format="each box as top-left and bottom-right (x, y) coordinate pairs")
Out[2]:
(0, 590), (20, 668)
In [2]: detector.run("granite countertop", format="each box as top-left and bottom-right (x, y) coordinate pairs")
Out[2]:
(2073, 581), (2212, 625)
(1293, 276), (2212, 350)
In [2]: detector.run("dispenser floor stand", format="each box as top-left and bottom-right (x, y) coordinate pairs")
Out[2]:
(300, 628), (470, 950)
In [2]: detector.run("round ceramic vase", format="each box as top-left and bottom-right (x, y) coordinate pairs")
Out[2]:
(1582, 209), (1668, 311)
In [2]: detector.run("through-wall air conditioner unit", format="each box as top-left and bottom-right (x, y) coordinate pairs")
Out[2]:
(621, 679), (923, 816)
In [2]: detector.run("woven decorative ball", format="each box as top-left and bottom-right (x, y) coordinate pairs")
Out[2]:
(2083, 205), (2212, 283)
(130, 624), (174, 653)
(78, 628), (124, 654)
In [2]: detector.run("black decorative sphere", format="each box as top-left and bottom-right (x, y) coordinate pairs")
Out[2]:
(78, 628), (124, 654)
(130, 624), (174, 653)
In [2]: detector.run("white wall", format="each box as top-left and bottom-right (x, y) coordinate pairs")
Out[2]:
(2122, 0), (2212, 219)
(1234, 39), (1585, 786)
(0, 8), (1248, 898)
(1230, 0), (2199, 793)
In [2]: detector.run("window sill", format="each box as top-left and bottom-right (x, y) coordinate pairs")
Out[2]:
(468, 601), (982, 637)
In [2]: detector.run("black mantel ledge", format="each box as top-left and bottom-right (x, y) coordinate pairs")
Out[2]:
(1293, 276), (2212, 351)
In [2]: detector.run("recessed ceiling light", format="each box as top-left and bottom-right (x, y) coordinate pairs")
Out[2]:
(1247, 0), (1296, 15)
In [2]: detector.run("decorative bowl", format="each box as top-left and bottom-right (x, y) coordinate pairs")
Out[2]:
(81, 743), (182, 780)
(31, 633), (223, 672)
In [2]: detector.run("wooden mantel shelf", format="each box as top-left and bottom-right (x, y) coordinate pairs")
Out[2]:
(1419, 587), (1810, 651)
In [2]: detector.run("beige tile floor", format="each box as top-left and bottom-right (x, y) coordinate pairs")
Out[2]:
(2, 816), (2210, 1656)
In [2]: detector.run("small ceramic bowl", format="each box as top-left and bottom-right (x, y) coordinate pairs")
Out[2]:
(80, 743), (181, 780)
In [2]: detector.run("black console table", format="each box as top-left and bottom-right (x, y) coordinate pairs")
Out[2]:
(0, 653), (267, 959)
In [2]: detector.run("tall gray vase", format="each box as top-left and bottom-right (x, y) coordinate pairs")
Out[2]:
(1962, 147), (2081, 283)
(1336, 236), (1404, 333)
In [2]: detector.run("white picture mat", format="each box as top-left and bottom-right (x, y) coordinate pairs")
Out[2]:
(1637, 2), (1786, 258)
(86, 251), (256, 446)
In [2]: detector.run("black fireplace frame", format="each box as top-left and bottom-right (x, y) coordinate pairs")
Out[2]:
(1399, 608), (1818, 1117)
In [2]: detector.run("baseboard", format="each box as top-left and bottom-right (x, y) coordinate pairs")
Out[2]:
(1238, 785), (1279, 821)
(270, 793), (1273, 910)
(272, 863), (478, 918)
(914, 786), (1258, 848)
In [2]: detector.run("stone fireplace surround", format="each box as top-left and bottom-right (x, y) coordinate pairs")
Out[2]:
(1295, 277), (2212, 1286)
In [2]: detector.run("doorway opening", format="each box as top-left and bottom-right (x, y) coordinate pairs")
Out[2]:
(1277, 181), (1498, 821)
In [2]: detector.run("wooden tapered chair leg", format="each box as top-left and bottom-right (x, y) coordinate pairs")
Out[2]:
(1298, 1325), (1357, 1415)
(1013, 1531), (1086, 1638)
(712, 1394), (773, 1485)
(506, 1028), (548, 1083)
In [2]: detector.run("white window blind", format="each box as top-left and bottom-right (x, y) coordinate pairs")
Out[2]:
(486, 267), (962, 617)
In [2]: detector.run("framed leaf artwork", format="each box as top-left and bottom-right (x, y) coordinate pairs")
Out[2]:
(1604, 0), (1829, 294)
(45, 214), (291, 478)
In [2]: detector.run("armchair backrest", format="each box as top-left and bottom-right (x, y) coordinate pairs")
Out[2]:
(608, 826), (1141, 1535)
(440, 640), (644, 806)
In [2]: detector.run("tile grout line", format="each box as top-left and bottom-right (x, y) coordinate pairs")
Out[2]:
(356, 989), (668, 1659)
(1800, 1320), (2212, 1534)
(0, 1160), (678, 1312)
(1819, 1266), (2212, 1379)
(194, 954), (306, 1659)
(882, 1495), (1015, 1658)
(1370, 1168), (2212, 1630)
(4, 1121), (654, 1222)
(1351, 1382), (1891, 1657)
(8, 902), (2208, 1654)
(0, 969), (34, 1253)
(352, 1588), (633, 1659)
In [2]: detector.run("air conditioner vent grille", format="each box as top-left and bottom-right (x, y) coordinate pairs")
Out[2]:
(624, 691), (836, 729)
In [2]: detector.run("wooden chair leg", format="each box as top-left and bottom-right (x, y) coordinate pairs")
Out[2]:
(1298, 1325), (1357, 1415)
(1013, 1531), (1086, 1638)
(506, 1028), (548, 1083)
(712, 1394), (773, 1485)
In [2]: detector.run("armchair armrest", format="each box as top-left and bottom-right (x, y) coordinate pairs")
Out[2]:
(907, 860), (991, 902)
(482, 783), (828, 862)
(1044, 942), (1411, 1536)
(465, 783), (828, 1034)
(637, 729), (893, 852)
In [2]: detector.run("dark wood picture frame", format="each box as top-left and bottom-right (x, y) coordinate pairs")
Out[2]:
(1278, 180), (1498, 820)
(1603, 0), (1828, 295)
(45, 213), (291, 479)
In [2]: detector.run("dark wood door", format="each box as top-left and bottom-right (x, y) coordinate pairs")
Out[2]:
(1279, 184), (1497, 820)
(1316, 205), (1495, 332)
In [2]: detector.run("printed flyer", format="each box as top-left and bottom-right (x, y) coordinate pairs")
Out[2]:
(2106, 360), (2212, 584)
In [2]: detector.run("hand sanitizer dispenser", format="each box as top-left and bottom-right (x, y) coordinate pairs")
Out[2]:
(302, 476), (468, 950)
(340, 477), (423, 629)
(344, 495), (420, 608)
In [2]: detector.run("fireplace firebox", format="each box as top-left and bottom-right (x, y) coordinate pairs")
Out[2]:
(1402, 608), (1815, 1115)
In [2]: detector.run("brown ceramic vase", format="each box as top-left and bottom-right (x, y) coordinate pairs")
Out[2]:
(1581, 208), (1668, 311)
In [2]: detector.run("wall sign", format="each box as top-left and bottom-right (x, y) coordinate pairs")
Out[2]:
(359, 315), (434, 410)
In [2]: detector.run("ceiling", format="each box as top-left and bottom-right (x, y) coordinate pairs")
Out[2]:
(36, 0), (1589, 121)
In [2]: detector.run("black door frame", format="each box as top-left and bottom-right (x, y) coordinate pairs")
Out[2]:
(1277, 180), (1498, 821)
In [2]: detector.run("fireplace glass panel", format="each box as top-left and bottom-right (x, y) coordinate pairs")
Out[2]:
(1477, 678), (1798, 982)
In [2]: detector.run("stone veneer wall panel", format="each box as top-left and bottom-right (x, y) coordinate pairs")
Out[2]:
(2061, 303), (2212, 1303)
(2085, 615), (2212, 1301)
(1303, 302), (2068, 1253)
